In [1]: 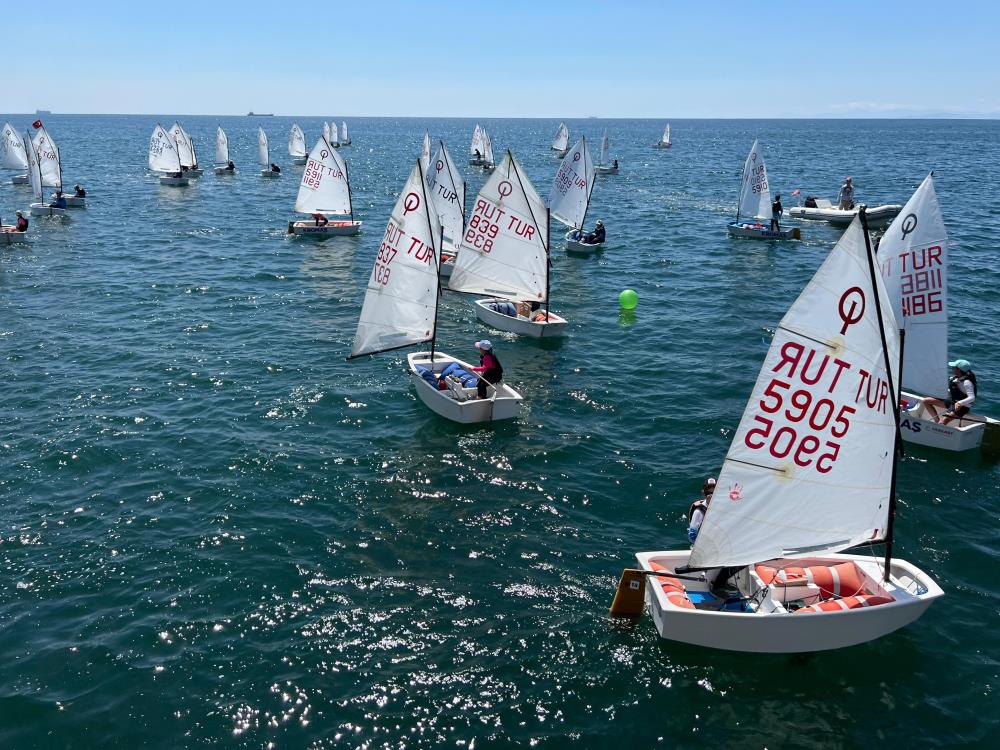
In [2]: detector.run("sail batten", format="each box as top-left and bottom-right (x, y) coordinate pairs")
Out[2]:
(294, 137), (352, 215)
(548, 137), (595, 230)
(689, 217), (900, 569)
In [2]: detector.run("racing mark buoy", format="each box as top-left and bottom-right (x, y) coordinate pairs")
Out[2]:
(619, 289), (639, 310)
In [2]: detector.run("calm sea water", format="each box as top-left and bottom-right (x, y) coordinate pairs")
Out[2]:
(1, 116), (999, 748)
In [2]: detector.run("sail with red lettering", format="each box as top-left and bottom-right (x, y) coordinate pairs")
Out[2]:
(427, 140), (465, 254)
(689, 217), (900, 569)
(448, 151), (549, 301)
(736, 139), (771, 222)
(288, 124), (306, 157)
(294, 137), (352, 216)
(350, 160), (441, 358)
(551, 122), (569, 152)
(1, 122), (28, 170)
(548, 137), (595, 230)
(148, 123), (182, 173)
(33, 126), (61, 188)
(876, 174), (948, 398)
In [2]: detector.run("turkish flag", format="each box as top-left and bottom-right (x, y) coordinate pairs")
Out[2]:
(32, 120), (42, 129)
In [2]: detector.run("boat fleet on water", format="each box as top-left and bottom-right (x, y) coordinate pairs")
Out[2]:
(3, 118), (990, 654)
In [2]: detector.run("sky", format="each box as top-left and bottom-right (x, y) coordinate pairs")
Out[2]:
(7, 0), (1000, 118)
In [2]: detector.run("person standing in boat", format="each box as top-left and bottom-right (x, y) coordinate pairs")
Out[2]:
(471, 340), (503, 400)
(923, 359), (977, 425)
(837, 177), (854, 210)
(687, 477), (716, 544)
(770, 194), (783, 231)
(74, 184), (86, 198)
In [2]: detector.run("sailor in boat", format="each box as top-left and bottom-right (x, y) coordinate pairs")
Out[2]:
(74, 184), (86, 198)
(837, 176), (854, 210)
(51, 191), (68, 209)
(770, 194), (782, 231)
(226, 160), (236, 172)
(687, 477), (716, 544)
(270, 163), (281, 174)
(311, 212), (329, 227)
(803, 195), (818, 208)
(922, 359), (977, 425)
(16, 211), (28, 232)
(470, 340), (504, 400)
(588, 220), (606, 244)
(474, 149), (482, 162)
(612, 159), (619, 169)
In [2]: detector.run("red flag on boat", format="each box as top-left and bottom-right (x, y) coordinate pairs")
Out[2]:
(31, 120), (42, 129)
(791, 188), (801, 196)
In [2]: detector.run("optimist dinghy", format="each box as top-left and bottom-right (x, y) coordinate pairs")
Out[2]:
(594, 130), (618, 175)
(790, 198), (901, 227)
(1, 213), (29, 245)
(24, 131), (69, 218)
(449, 150), (567, 338)
(425, 140), (466, 279)
(468, 124), (486, 166)
(287, 136), (362, 237)
(340, 121), (351, 146)
(876, 174), (1000, 452)
(149, 123), (189, 186)
(289, 123), (307, 165)
(169, 122), (202, 177)
(349, 159), (522, 424)
(653, 123), (672, 149)
(213, 127), (235, 175)
(550, 122), (569, 157)
(611, 210), (942, 653)
(727, 139), (801, 240)
(2, 122), (29, 185)
(550, 138), (602, 253)
(258, 128), (279, 178)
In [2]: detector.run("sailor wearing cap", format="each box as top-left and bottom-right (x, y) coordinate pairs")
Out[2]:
(923, 359), (978, 425)
(470, 339), (504, 400)
(687, 477), (716, 544)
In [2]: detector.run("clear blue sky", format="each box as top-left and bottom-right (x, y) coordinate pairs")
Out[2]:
(9, 0), (999, 118)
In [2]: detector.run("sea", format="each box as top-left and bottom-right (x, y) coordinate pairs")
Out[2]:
(1, 116), (998, 748)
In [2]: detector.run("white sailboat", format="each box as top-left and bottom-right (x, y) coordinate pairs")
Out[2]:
(289, 123), (307, 165)
(258, 127), (279, 178)
(168, 122), (202, 177)
(340, 121), (351, 146)
(614, 212), (943, 653)
(0, 209), (29, 244)
(288, 136), (363, 237)
(426, 140), (466, 278)
(469, 123), (486, 166)
(322, 122), (332, 145)
(449, 150), (566, 338)
(653, 123), (672, 149)
(594, 129), (618, 175)
(350, 159), (523, 424)
(550, 122), (569, 157)
(213, 126), (235, 175)
(148, 123), (188, 186)
(877, 174), (1000, 451)
(480, 129), (495, 172)
(25, 131), (68, 218)
(327, 120), (340, 148)
(420, 130), (431, 174)
(2, 121), (29, 185)
(727, 139), (800, 240)
(550, 138), (601, 253)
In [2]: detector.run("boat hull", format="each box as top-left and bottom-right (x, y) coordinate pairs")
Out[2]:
(29, 203), (70, 218)
(260, 170), (281, 178)
(474, 299), (567, 338)
(407, 351), (522, 424)
(788, 203), (902, 227)
(51, 194), (85, 207)
(213, 166), (236, 175)
(551, 148), (568, 158)
(635, 550), (943, 653)
(898, 390), (995, 451)
(1, 229), (29, 245)
(289, 220), (363, 237)
(727, 222), (800, 240)
(468, 157), (485, 166)
(653, 142), (672, 149)
(565, 229), (605, 253)
(291, 156), (307, 165)
(595, 165), (619, 175)
(11, 174), (29, 185)
(159, 176), (189, 186)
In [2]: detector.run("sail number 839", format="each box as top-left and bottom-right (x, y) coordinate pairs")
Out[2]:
(744, 379), (856, 473)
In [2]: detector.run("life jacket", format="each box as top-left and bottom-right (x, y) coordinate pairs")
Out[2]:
(687, 498), (708, 523)
(481, 351), (503, 380)
(16, 217), (29, 231)
(948, 371), (977, 403)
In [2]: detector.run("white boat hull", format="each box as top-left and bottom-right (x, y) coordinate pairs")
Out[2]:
(408, 351), (522, 424)
(468, 157), (485, 166)
(636, 550), (942, 653)
(182, 169), (203, 178)
(260, 170), (281, 178)
(159, 175), (189, 186)
(727, 221), (800, 240)
(29, 203), (70, 218)
(565, 229), (605, 253)
(51, 194), (86, 207)
(11, 174), (29, 185)
(551, 148), (568, 158)
(474, 299), (567, 338)
(788, 203), (901, 227)
(213, 166), (236, 175)
(653, 142), (672, 149)
(595, 165), (618, 175)
(898, 390), (996, 452)
(1, 229), (29, 245)
(440, 255), (455, 278)
(291, 156), (307, 165)
(288, 219), (363, 237)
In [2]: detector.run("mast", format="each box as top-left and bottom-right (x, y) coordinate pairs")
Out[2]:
(417, 157), (440, 361)
(345, 157), (354, 222)
(859, 207), (904, 582)
(579, 136), (594, 231)
(545, 207), (551, 314)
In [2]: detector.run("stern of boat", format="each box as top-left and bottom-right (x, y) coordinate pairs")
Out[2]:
(899, 391), (986, 451)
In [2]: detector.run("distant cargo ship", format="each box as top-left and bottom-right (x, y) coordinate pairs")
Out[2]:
(247, 111), (274, 116)
(35, 109), (52, 115)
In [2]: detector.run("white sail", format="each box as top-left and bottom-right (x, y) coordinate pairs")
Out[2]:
(1, 122), (28, 170)
(340, 121), (349, 143)
(148, 123), (181, 173)
(351, 160), (442, 358)
(551, 122), (569, 152)
(257, 127), (269, 166)
(168, 122), (195, 168)
(548, 137), (595, 230)
(323, 122), (331, 144)
(289, 124), (307, 157)
(328, 121), (339, 147)
(294, 137), (352, 216)
(482, 130), (495, 166)
(33, 126), (61, 189)
(420, 130), (431, 172)
(23, 133), (42, 200)
(689, 218), (900, 569)
(599, 130), (609, 166)
(736, 139), (771, 221)
(662, 123), (671, 145)
(185, 126), (199, 167)
(449, 151), (549, 302)
(427, 140), (465, 254)
(876, 174), (948, 398)
(215, 126), (229, 165)
(470, 124), (484, 157)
